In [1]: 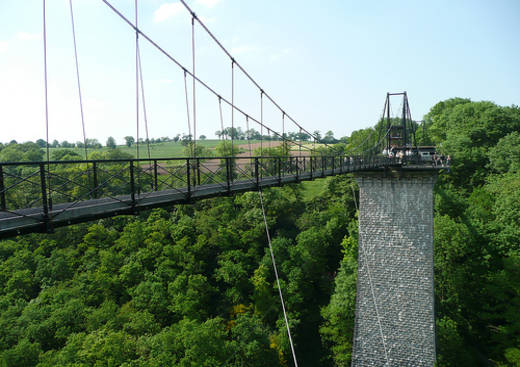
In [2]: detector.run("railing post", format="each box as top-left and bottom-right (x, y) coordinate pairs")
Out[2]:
(136, 161), (141, 196)
(0, 165), (6, 210)
(39, 163), (50, 231)
(92, 161), (98, 199)
(186, 159), (191, 199)
(277, 157), (282, 185)
(129, 160), (136, 209)
(196, 158), (201, 186)
(255, 157), (259, 188)
(226, 158), (231, 194)
(153, 160), (158, 191)
(295, 157), (299, 181)
(230, 157), (235, 184)
(191, 160), (197, 187)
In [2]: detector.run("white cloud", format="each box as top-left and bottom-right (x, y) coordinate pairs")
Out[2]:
(0, 41), (8, 53)
(16, 32), (41, 41)
(153, 2), (184, 23)
(195, 0), (221, 8)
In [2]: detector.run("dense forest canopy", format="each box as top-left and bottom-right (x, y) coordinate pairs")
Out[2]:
(0, 98), (519, 366)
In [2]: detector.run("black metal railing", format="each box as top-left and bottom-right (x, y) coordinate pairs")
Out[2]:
(0, 155), (442, 235)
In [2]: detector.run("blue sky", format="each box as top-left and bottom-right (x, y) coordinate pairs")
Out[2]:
(0, 0), (519, 144)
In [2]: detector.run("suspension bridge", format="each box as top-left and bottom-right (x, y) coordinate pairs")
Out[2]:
(0, 0), (442, 239)
(1, 1), (448, 366)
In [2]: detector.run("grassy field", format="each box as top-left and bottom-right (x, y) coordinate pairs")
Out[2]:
(49, 140), (329, 159)
(290, 143), (328, 151)
(49, 140), (264, 159)
(48, 137), (332, 158)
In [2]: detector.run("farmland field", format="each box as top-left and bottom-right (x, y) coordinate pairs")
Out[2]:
(49, 140), (328, 159)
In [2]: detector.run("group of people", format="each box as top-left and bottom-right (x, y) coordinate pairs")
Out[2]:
(384, 147), (413, 162)
(432, 153), (451, 167)
(382, 146), (451, 167)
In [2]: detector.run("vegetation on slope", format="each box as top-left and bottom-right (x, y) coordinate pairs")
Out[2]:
(0, 98), (518, 366)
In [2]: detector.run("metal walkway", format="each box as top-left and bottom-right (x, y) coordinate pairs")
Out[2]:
(0, 155), (442, 238)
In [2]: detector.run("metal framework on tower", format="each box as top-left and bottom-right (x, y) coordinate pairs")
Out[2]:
(383, 92), (418, 154)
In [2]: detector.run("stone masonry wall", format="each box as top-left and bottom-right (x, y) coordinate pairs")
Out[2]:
(351, 171), (437, 367)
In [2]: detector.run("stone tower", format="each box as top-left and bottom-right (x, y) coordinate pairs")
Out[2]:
(351, 169), (437, 366)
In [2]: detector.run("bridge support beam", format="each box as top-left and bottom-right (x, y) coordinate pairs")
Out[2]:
(352, 169), (437, 366)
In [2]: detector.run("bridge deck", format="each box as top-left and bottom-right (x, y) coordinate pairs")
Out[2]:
(0, 157), (443, 239)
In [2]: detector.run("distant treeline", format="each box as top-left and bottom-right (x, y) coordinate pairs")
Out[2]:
(1, 128), (343, 152)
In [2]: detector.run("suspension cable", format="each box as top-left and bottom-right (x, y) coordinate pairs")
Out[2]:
(134, 0), (142, 195)
(178, 0), (327, 149)
(370, 126), (392, 155)
(245, 115), (252, 156)
(282, 111), (285, 139)
(374, 98), (387, 156)
(282, 111), (286, 154)
(231, 60), (235, 155)
(183, 70), (193, 156)
(299, 127), (302, 159)
(350, 184), (358, 212)
(260, 91), (263, 156)
(68, 0), (88, 160)
(101, 0), (315, 153)
(135, 0), (140, 161)
(191, 14), (197, 156)
(42, 0), (52, 210)
(218, 96), (225, 140)
(258, 190), (299, 367)
(137, 43), (151, 159)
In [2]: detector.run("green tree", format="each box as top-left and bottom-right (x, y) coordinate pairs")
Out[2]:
(1, 338), (41, 367)
(106, 136), (116, 149)
(322, 130), (337, 144)
(228, 313), (280, 367)
(51, 149), (82, 161)
(124, 136), (135, 147)
(488, 131), (520, 174)
(85, 138), (102, 149)
(36, 139), (46, 148)
(60, 140), (74, 148)
(320, 220), (358, 367)
(216, 140), (240, 157)
(0, 142), (43, 162)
